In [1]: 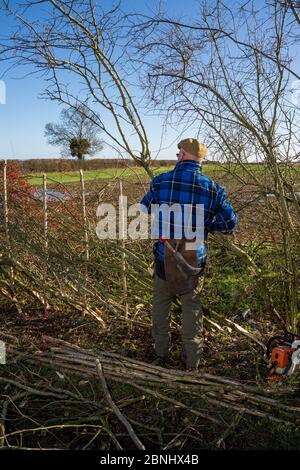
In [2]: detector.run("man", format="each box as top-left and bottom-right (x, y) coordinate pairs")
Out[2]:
(140, 138), (237, 370)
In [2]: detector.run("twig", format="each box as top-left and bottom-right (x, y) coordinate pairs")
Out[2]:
(225, 318), (266, 351)
(215, 411), (244, 448)
(0, 401), (8, 448)
(95, 358), (145, 450)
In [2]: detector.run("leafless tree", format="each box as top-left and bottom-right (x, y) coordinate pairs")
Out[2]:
(129, 0), (300, 330)
(0, 0), (153, 175)
(282, 0), (300, 25)
(45, 103), (104, 160)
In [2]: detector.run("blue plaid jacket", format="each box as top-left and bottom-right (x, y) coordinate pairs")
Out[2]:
(140, 160), (237, 276)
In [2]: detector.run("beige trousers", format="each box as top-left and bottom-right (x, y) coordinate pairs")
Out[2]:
(152, 274), (204, 369)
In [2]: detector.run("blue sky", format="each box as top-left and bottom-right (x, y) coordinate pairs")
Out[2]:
(0, 0), (200, 160)
(1, 0), (297, 161)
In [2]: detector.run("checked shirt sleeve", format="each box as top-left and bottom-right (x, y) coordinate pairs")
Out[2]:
(208, 185), (238, 233)
(140, 177), (158, 214)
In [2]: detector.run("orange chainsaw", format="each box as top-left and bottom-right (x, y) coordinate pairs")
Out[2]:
(267, 333), (300, 380)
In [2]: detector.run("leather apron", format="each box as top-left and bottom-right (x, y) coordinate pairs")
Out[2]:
(164, 239), (203, 296)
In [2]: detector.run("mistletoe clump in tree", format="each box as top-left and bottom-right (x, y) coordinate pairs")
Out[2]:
(45, 104), (104, 161)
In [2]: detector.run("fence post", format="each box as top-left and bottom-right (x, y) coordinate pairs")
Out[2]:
(3, 161), (9, 245)
(80, 169), (89, 315)
(80, 169), (89, 263)
(119, 179), (128, 318)
(3, 160), (12, 277)
(42, 173), (48, 255)
(2, 160), (23, 316)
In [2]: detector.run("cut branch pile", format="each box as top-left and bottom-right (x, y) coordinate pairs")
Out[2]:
(2, 334), (300, 450)
(26, 336), (300, 426)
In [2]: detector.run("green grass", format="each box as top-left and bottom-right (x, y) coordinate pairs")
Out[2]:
(24, 167), (153, 185)
(23, 162), (300, 186)
(21, 164), (238, 185)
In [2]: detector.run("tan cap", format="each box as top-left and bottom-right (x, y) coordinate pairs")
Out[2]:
(177, 138), (208, 159)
